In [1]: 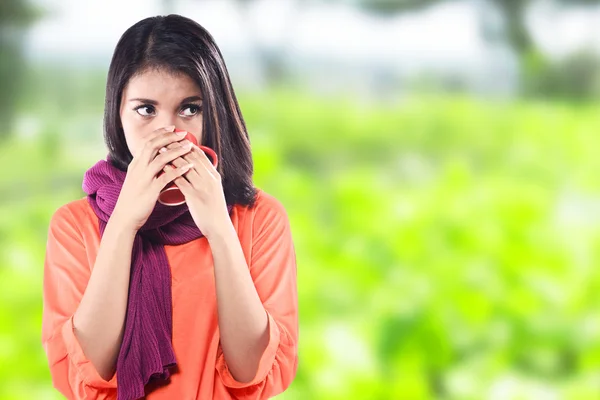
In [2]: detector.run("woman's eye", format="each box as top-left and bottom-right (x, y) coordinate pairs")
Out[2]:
(179, 105), (201, 117)
(135, 106), (155, 117)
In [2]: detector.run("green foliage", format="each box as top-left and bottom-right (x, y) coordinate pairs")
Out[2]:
(524, 50), (600, 101)
(1, 92), (600, 399)
(0, 0), (42, 26)
(0, 0), (44, 137)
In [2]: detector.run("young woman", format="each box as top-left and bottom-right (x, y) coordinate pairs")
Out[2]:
(41, 14), (298, 400)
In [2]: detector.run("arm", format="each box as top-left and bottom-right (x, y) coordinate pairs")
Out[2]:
(72, 206), (136, 380)
(41, 204), (136, 398)
(210, 194), (299, 399)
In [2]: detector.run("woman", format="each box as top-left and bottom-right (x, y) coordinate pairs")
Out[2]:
(41, 14), (298, 400)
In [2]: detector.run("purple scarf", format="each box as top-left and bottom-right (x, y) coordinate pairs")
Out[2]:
(82, 156), (232, 400)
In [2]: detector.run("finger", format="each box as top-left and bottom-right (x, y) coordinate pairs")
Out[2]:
(188, 146), (219, 179)
(155, 134), (193, 153)
(157, 139), (194, 169)
(149, 130), (189, 149)
(162, 142), (204, 183)
(193, 145), (214, 168)
(149, 142), (193, 175)
(150, 124), (176, 138)
(173, 170), (194, 194)
(153, 129), (198, 155)
(141, 129), (189, 164)
(177, 153), (203, 187)
(133, 125), (176, 159)
(140, 125), (177, 149)
(152, 162), (194, 193)
(177, 148), (212, 181)
(156, 152), (201, 189)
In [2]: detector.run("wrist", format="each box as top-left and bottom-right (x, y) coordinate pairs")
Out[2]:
(205, 218), (236, 243)
(109, 208), (139, 237)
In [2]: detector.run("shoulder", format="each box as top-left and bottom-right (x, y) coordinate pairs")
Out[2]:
(48, 197), (94, 237)
(244, 188), (292, 240)
(250, 188), (289, 221)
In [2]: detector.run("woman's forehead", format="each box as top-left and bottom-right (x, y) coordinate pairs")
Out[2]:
(123, 68), (202, 101)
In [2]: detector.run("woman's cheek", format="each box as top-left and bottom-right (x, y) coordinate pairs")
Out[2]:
(123, 130), (145, 157)
(178, 119), (203, 140)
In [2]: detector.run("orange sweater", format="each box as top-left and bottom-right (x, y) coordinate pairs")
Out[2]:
(41, 189), (298, 399)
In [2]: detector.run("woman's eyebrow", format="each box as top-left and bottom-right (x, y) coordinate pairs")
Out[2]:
(180, 96), (203, 103)
(128, 98), (158, 104)
(127, 96), (203, 104)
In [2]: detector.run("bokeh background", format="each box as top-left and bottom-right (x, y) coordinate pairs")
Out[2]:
(2, 0), (600, 398)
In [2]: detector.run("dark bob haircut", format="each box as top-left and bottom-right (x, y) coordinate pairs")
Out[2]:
(104, 14), (256, 207)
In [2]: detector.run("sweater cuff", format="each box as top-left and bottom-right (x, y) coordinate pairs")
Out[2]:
(216, 310), (281, 388)
(61, 315), (118, 388)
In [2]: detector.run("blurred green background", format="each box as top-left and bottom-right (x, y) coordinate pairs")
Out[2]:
(2, 0), (600, 399)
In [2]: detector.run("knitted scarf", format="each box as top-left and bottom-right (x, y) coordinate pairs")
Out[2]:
(82, 155), (232, 400)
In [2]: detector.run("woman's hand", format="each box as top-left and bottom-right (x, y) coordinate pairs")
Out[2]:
(113, 126), (195, 232)
(158, 138), (231, 239)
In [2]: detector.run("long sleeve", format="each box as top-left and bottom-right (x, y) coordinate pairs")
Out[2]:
(41, 204), (118, 400)
(215, 193), (299, 399)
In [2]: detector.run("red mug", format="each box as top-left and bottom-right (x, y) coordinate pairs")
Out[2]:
(157, 129), (218, 206)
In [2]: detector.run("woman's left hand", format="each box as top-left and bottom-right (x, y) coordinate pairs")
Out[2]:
(168, 143), (231, 238)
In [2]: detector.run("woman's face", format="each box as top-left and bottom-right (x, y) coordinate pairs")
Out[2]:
(119, 68), (204, 156)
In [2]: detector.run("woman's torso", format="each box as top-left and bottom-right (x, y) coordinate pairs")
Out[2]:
(69, 193), (256, 399)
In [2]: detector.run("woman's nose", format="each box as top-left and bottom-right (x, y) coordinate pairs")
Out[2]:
(153, 117), (179, 131)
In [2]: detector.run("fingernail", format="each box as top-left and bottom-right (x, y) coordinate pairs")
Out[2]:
(165, 125), (176, 132)
(159, 147), (167, 153)
(176, 130), (187, 136)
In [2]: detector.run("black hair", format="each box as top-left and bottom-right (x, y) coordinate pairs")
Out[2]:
(104, 14), (256, 207)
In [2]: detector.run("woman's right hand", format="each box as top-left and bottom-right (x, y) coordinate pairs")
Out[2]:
(112, 126), (195, 232)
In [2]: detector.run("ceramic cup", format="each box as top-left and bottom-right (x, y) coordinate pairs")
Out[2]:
(157, 129), (218, 206)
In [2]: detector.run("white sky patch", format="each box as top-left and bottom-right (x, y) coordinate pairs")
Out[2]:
(24, 0), (600, 73)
